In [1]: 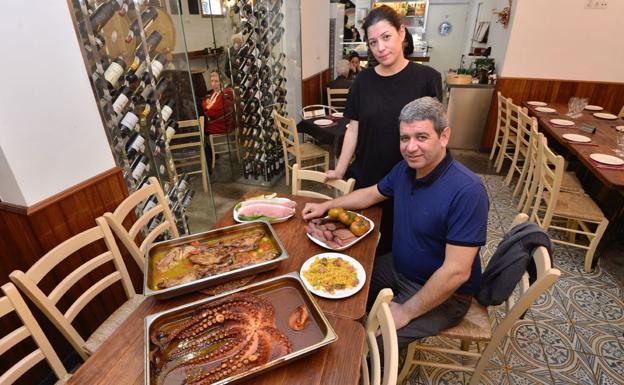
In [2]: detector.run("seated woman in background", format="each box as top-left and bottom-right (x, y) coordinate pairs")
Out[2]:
(348, 51), (363, 79)
(202, 71), (235, 172)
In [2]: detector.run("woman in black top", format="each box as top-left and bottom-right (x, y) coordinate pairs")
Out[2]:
(327, 5), (442, 254)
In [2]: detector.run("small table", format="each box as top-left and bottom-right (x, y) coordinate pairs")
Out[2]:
(297, 117), (350, 160)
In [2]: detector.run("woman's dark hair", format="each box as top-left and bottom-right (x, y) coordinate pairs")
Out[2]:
(362, 5), (402, 41)
(348, 51), (359, 62)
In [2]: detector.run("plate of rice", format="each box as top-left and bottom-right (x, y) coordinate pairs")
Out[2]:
(300, 253), (365, 299)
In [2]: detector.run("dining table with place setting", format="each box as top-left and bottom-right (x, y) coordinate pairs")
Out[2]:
(65, 191), (382, 385)
(297, 113), (350, 160)
(525, 100), (624, 190)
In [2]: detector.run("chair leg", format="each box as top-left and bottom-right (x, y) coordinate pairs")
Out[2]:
(285, 163), (290, 186)
(504, 152), (519, 186)
(584, 218), (609, 273)
(512, 159), (528, 198)
(489, 135), (499, 161)
(495, 136), (508, 173)
(397, 342), (418, 384)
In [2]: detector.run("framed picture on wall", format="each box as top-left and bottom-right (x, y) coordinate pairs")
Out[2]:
(200, 0), (224, 17)
(473, 21), (490, 43)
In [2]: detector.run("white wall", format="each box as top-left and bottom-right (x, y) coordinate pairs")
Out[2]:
(175, 0), (229, 52)
(301, 0), (330, 79)
(501, 0), (624, 82)
(0, 1), (115, 206)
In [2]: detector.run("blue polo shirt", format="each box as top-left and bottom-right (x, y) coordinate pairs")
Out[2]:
(377, 153), (489, 295)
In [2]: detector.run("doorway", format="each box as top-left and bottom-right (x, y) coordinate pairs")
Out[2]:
(424, 2), (470, 76)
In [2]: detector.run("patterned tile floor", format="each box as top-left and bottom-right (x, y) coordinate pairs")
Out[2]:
(401, 175), (624, 385)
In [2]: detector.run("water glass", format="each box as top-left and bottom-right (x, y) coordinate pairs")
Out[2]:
(615, 128), (624, 157)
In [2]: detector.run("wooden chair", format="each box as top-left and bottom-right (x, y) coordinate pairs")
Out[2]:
(273, 110), (329, 186)
(618, 105), (624, 119)
(517, 126), (543, 214)
(291, 163), (355, 200)
(169, 117), (209, 192)
(9, 218), (143, 360)
(300, 104), (339, 120)
(1, 282), (71, 384)
(326, 88), (349, 112)
(398, 214), (561, 385)
(489, 92), (512, 164)
(495, 99), (522, 173)
(529, 137), (608, 272)
(104, 176), (179, 272)
(361, 288), (398, 385)
(505, 107), (534, 189)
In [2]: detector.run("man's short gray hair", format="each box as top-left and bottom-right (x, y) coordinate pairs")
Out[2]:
(336, 60), (350, 78)
(398, 97), (448, 136)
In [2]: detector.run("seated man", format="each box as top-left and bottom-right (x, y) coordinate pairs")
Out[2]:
(302, 97), (489, 348)
(324, 59), (352, 107)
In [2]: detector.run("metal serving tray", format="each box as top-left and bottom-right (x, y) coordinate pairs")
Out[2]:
(144, 221), (288, 299)
(144, 272), (338, 385)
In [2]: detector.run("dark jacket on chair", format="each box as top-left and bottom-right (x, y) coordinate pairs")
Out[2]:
(476, 222), (552, 306)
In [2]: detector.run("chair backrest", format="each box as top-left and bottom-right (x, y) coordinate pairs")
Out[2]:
(518, 127), (543, 214)
(9, 217), (136, 360)
(291, 164), (355, 199)
(515, 108), (536, 158)
(619, 105), (624, 119)
(300, 104), (338, 120)
(103, 176), (179, 272)
(273, 109), (301, 163)
(474, 245), (560, 380)
(497, 92), (512, 132)
(326, 88), (349, 111)
(506, 100), (524, 136)
(0, 282), (68, 384)
(530, 137), (564, 230)
(169, 117), (208, 192)
(361, 288), (398, 385)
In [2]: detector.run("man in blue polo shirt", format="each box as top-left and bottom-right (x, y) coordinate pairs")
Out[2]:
(302, 96), (489, 347)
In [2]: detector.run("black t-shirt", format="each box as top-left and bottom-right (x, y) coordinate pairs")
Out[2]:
(344, 62), (442, 188)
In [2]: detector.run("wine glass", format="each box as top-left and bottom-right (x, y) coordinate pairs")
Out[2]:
(614, 128), (624, 158)
(567, 97), (578, 117)
(578, 98), (589, 116)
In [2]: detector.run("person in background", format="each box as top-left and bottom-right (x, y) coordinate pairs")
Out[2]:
(303, 97), (489, 349)
(343, 14), (353, 42)
(403, 29), (414, 57)
(347, 51), (362, 79)
(202, 71), (235, 173)
(352, 27), (362, 42)
(326, 5), (443, 255)
(324, 59), (352, 108)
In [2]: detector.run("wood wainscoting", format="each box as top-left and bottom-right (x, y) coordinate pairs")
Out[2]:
(482, 77), (624, 148)
(302, 68), (332, 107)
(0, 167), (139, 383)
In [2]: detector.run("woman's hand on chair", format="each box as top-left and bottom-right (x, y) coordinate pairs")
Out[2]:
(325, 169), (344, 181)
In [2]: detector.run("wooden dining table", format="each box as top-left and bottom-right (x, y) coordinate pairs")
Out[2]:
(66, 192), (382, 385)
(526, 102), (624, 190)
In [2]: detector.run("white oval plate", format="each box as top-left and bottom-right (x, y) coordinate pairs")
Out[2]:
(331, 112), (344, 118)
(550, 119), (575, 126)
(233, 208), (293, 224)
(527, 101), (548, 106)
(593, 112), (618, 120)
(590, 153), (624, 166)
(314, 119), (334, 126)
(306, 214), (375, 251)
(300, 253), (365, 299)
(535, 107), (557, 113)
(585, 105), (603, 111)
(616, 125), (624, 132)
(562, 133), (591, 143)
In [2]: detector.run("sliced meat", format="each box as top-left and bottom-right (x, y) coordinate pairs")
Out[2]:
(312, 229), (327, 242)
(156, 248), (181, 272)
(237, 203), (295, 218)
(324, 223), (337, 231)
(333, 229), (355, 240)
(240, 197), (296, 209)
(323, 230), (334, 240)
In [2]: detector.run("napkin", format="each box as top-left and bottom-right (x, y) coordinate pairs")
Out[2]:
(567, 141), (598, 146)
(590, 160), (624, 170)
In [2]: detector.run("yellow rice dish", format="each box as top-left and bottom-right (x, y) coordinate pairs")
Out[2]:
(303, 257), (359, 294)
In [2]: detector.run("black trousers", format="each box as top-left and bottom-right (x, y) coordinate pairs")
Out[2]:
(367, 253), (471, 349)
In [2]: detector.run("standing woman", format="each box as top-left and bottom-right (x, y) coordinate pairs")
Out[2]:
(327, 5), (442, 254)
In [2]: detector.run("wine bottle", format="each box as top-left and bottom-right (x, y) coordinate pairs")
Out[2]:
(135, 31), (163, 61)
(125, 132), (146, 159)
(154, 77), (170, 101)
(90, 0), (127, 33)
(131, 155), (149, 181)
(161, 99), (175, 121)
(119, 111), (139, 137)
(242, 3), (253, 17)
(151, 53), (167, 80)
(104, 57), (127, 89)
(142, 195), (158, 214)
(112, 86), (132, 114)
(165, 120), (178, 142)
(125, 7), (159, 43)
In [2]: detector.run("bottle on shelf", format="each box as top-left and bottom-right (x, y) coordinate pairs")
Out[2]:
(150, 53), (167, 80)
(125, 132), (146, 160)
(130, 154), (150, 181)
(89, 0), (128, 34)
(125, 6), (159, 43)
(135, 31), (163, 61)
(119, 111), (139, 138)
(165, 119), (178, 142)
(104, 56), (127, 89)
(160, 99), (175, 122)
(112, 85), (133, 114)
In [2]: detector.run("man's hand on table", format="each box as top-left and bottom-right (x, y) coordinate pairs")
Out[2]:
(301, 202), (330, 221)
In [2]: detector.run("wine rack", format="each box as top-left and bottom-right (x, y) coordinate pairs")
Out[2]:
(227, 0), (288, 185)
(68, 0), (198, 235)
